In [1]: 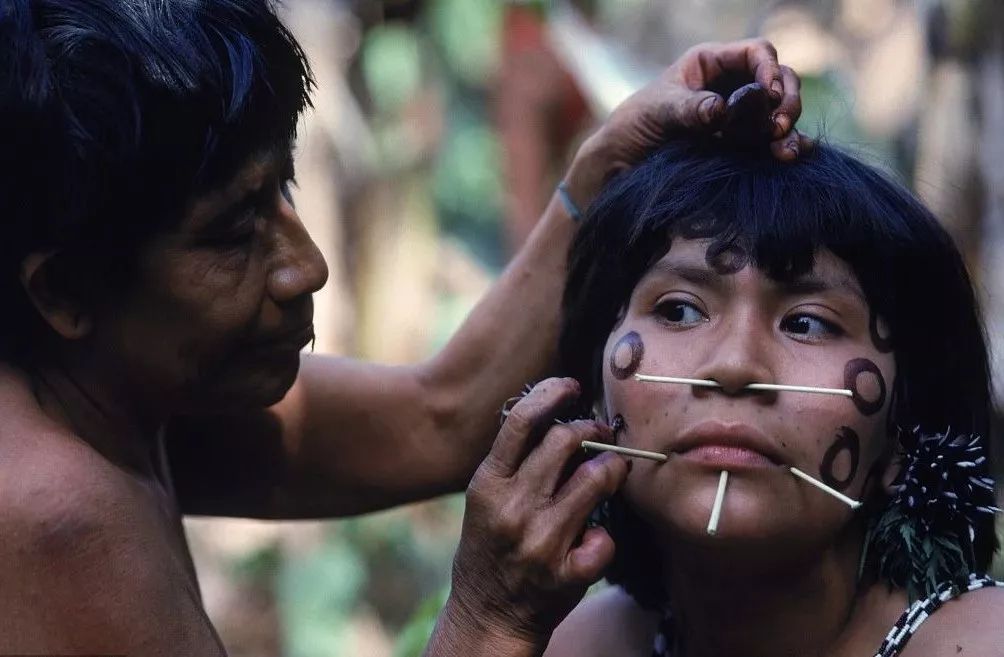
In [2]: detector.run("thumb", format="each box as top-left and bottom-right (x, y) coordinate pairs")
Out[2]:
(668, 90), (725, 131)
(562, 526), (616, 585)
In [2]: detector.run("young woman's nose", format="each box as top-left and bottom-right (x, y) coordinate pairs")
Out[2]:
(692, 315), (776, 397)
(267, 203), (329, 304)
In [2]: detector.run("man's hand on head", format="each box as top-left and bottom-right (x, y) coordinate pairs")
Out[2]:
(563, 38), (810, 212)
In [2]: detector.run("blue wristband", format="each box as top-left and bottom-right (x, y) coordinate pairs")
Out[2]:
(557, 180), (584, 222)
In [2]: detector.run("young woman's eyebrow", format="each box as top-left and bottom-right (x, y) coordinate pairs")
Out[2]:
(646, 260), (721, 287)
(778, 275), (866, 304)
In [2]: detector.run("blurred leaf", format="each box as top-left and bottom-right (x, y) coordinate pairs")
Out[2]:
(432, 104), (503, 268)
(392, 585), (449, 657)
(278, 535), (367, 657)
(428, 0), (501, 86)
(362, 24), (424, 115)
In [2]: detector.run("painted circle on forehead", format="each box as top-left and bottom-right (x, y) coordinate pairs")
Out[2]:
(819, 426), (860, 491)
(610, 331), (645, 380)
(868, 310), (894, 353)
(844, 358), (887, 416)
(705, 242), (750, 275)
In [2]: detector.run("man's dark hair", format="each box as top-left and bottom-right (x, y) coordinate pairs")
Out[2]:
(0, 0), (312, 362)
(558, 138), (996, 609)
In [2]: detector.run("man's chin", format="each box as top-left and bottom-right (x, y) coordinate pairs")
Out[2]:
(192, 359), (301, 411)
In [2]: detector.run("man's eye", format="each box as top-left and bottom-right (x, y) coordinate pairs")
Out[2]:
(780, 313), (842, 338)
(207, 212), (258, 247)
(656, 300), (707, 325)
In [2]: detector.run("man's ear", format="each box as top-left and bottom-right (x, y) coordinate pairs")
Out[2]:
(19, 251), (94, 340)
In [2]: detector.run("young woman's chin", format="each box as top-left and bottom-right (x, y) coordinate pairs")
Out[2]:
(631, 472), (848, 551)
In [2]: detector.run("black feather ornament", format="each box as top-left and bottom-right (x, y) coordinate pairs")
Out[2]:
(863, 427), (999, 602)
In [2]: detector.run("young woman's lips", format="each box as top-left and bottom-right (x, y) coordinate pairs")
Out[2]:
(678, 444), (778, 469)
(671, 422), (786, 469)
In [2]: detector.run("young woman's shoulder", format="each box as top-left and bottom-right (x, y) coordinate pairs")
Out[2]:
(544, 586), (661, 657)
(899, 583), (1004, 657)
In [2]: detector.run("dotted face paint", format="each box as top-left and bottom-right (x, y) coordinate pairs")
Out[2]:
(819, 426), (860, 491)
(868, 311), (893, 353)
(705, 242), (750, 275)
(844, 358), (887, 416)
(611, 414), (626, 436)
(609, 331), (645, 380)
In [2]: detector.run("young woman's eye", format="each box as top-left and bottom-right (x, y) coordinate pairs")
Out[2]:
(656, 300), (707, 325)
(780, 313), (843, 339)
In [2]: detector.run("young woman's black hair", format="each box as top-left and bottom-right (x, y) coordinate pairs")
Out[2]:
(0, 0), (312, 363)
(558, 138), (996, 609)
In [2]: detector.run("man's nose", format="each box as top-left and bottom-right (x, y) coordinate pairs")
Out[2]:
(267, 203), (329, 304)
(691, 312), (776, 398)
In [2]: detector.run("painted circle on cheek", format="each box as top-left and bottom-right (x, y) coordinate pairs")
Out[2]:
(705, 242), (750, 275)
(868, 311), (893, 353)
(844, 358), (887, 416)
(610, 331), (645, 380)
(819, 426), (860, 491)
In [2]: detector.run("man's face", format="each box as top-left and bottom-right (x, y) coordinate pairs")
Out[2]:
(91, 148), (329, 412)
(601, 238), (895, 553)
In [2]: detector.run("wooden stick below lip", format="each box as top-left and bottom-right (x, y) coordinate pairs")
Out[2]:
(634, 374), (852, 398)
(581, 440), (668, 462)
(707, 470), (729, 536)
(789, 466), (862, 509)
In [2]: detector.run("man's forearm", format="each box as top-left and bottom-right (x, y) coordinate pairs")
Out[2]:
(417, 143), (610, 489)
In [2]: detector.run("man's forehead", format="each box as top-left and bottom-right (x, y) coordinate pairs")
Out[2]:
(185, 145), (293, 219)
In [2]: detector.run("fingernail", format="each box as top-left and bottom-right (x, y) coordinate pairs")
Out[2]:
(771, 79), (783, 98)
(773, 112), (790, 135)
(699, 96), (719, 124)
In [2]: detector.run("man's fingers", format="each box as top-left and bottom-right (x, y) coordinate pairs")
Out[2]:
(771, 65), (802, 138)
(518, 420), (611, 495)
(769, 128), (810, 162)
(562, 526), (616, 585)
(487, 378), (581, 477)
(662, 89), (725, 131)
(702, 38), (782, 101)
(551, 451), (629, 532)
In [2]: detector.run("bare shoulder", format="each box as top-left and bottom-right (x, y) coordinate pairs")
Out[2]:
(0, 372), (224, 654)
(544, 586), (660, 657)
(900, 582), (1004, 657)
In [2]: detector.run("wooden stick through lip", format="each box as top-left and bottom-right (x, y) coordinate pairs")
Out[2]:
(789, 466), (862, 509)
(581, 440), (668, 462)
(707, 470), (729, 536)
(634, 374), (853, 398)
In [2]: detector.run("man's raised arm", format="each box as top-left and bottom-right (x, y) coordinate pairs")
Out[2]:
(167, 39), (805, 519)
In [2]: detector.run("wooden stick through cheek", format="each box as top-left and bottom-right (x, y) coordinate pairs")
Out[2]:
(581, 440), (668, 462)
(634, 374), (853, 398)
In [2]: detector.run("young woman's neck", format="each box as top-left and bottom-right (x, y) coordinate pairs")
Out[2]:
(29, 358), (167, 479)
(661, 523), (867, 657)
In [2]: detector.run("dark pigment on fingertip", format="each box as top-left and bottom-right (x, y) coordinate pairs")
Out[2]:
(819, 426), (860, 491)
(844, 358), (886, 416)
(610, 331), (645, 380)
(611, 414), (626, 435)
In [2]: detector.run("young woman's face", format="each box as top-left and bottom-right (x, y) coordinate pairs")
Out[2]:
(89, 148), (328, 412)
(602, 237), (895, 550)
